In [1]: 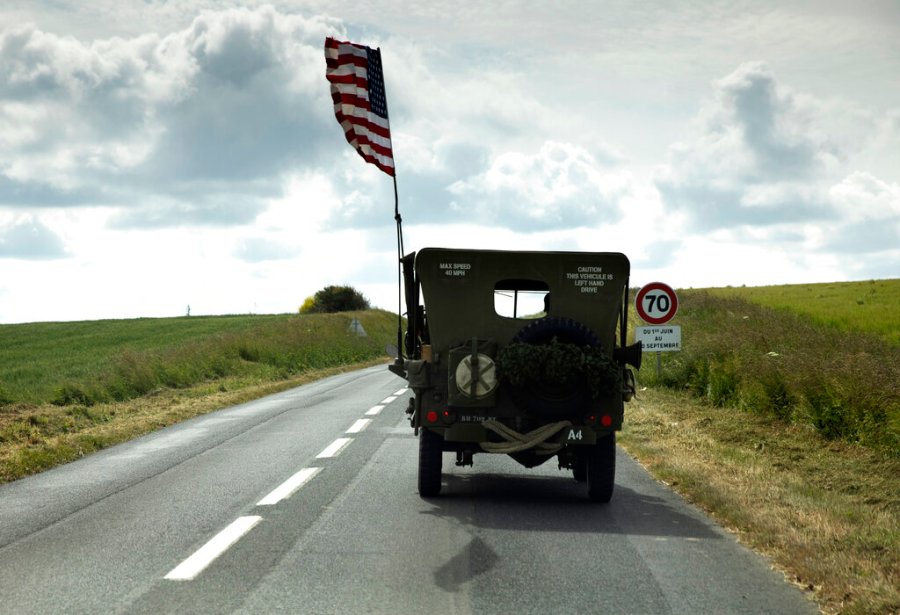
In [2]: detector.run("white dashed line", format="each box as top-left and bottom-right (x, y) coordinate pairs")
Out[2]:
(257, 467), (322, 506)
(346, 418), (371, 434)
(316, 437), (353, 458)
(165, 393), (402, 582)
(164, 516), (262, 581)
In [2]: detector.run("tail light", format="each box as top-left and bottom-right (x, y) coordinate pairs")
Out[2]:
(586, 414), (614, 428)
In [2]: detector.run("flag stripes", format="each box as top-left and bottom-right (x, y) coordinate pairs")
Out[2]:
(324, 37), (395, 176)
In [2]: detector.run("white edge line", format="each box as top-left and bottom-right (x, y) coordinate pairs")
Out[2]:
(394, 388), (408, 396)
(380, 395), (397, 404)
(257, 467), (322, 506)
(346, 418), (371, 434)
(365, 404), (385, 416)
(316, 437), (353, 459)
(164, 516), (262, 581)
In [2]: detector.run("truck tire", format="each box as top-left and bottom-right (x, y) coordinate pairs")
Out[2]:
(510, 317), (600, 420)
(514, 316), (599, 347)
(586, 433), (615, 502)
(418, 428), (443, 497)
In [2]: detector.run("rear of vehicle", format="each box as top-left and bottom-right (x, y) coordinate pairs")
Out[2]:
(390, 248), (641, 501)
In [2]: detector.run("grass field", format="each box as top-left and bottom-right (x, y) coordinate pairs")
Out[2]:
(0, 309), (399, 480)
(705, 278), (900, 345)
(0, 310), (398, 407)
(0, 314), (285, 405)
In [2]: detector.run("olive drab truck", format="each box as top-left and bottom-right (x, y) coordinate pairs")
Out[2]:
(389, 248), (642, 502)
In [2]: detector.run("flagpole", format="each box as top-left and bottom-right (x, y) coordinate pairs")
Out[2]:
(393, 174), (405, 360)
(379, 46), (405, 361)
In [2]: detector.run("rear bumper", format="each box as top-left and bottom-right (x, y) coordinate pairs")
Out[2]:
(438, 421), (610, 448)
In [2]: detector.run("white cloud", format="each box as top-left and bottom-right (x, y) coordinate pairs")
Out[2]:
(0, 214), (67, 259)
(446, 141), (631, 231)
(830, 172), (900, 223)
(818, 172), (900, 254)
(650, 60), (900, 281)
(0, 7), (342, 225)
(655, 62), (846, 231)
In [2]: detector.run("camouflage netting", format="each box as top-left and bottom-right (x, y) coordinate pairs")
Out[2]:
(497, 339), (622, 400)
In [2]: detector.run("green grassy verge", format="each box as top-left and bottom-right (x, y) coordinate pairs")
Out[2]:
(637, 290), (899, 454)
(0, 310), (398, 482)
(705, 278), (900, 345)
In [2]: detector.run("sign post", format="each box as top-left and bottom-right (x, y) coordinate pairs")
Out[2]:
(635, 282), (680, 377)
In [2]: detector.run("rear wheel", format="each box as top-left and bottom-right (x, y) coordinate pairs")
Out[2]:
(418, 428), (443, 497)
(586, 433), (616, 502)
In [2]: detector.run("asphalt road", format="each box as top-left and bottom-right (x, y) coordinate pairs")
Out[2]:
(0, 365), (818, 614)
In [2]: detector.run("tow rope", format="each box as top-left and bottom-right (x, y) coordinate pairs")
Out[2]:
(479, 420), (572, 455)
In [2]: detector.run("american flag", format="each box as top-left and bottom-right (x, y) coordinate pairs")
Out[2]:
(324, 37), (395, 177)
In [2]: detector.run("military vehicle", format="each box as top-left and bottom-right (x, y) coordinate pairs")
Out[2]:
(390, 248), (642, 502)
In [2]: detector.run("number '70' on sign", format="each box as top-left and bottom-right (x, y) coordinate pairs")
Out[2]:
(635, 282), (678, 325)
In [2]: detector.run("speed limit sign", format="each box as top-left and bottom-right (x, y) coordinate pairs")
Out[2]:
(635, 282), (678, 325)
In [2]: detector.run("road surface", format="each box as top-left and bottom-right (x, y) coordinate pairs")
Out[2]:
(0, 365), (817, 614)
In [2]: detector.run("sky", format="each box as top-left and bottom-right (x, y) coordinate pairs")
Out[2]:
(0, 1), (898, 324)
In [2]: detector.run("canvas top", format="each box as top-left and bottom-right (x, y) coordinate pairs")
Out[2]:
(415, 248), (630, 352)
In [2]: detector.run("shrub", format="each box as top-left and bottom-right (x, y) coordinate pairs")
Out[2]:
(804, 382), (850, 439)
(706, 356), (739, 407)
(52, 383), (94, 407)
(110, 349), (158, 399)
(303, 285), (370, 313)
(299, 296), (316, 314)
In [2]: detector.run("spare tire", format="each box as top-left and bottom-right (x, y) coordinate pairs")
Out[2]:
(508, 317), (599, 419)
(514, 317), (599, 347)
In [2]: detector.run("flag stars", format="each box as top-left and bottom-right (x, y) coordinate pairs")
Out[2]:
(366, 48), (389, 119)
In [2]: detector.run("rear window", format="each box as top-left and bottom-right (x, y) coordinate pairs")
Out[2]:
(493, 279), (550, 319)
